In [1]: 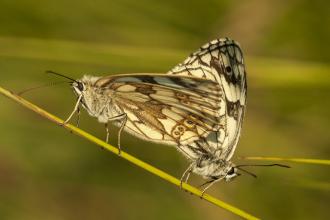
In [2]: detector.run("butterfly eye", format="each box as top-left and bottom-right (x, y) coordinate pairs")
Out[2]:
(227, 167), (235, 175)
(77, 82), (84, 91)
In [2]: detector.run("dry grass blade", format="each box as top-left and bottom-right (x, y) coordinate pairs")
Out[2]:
(241, 156), (330, 165)
(0, 85), (259, 220)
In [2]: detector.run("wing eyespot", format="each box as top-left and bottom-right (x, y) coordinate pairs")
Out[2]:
(172, 125), (186, 138)
(225, 66), (232, 73)
(184, 119), (196, 129)
(177, 126), (185, 132)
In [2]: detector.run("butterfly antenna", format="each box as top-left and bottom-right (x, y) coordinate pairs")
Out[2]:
(17, 81), (68, 96)
(234, 163), (290, 179)
(46, 70), (77, 82)
(236, 164), (291, 168)
(236, 167), (257, 178)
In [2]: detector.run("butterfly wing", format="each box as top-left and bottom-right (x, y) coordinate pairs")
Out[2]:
(167, 38), (247, 160)
(95, 74), (223, 146)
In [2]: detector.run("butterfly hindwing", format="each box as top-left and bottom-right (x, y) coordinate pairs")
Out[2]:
(167, 38), (247, 160)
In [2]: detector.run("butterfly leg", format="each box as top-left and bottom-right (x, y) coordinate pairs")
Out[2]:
(105, 123), (109, 143)
(69, 106), (81, 135)
(180, 163), (194, 189)
(63, 95), (82, 125)
(200, 177), (222, 197)
(117, 114), (127, 155)
(76, 107), (81, 127)
(106, 113), (127, 155)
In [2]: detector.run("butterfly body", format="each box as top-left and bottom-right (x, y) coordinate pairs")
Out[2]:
(192, 156), (234, 180)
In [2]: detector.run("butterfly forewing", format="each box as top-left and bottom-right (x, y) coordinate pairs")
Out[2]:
(95, 74), (223, 146)
(167, 38), (247, 160)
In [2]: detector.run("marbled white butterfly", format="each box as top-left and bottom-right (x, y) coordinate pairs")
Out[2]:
(58, 38), (247, 193)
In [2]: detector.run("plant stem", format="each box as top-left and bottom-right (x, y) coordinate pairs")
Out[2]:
(241, 156), (330, 165)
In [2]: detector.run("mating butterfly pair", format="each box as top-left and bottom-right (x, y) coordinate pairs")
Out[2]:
(60, 38), (247, 193)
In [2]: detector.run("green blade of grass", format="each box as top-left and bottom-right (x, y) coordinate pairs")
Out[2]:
(0, 85), (259, 220)
(240, 156), (330, 165)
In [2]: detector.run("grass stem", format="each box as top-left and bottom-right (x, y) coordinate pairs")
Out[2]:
(240, 156), (330, 165)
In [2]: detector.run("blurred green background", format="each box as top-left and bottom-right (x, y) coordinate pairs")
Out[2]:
(0, 0), (329, 219)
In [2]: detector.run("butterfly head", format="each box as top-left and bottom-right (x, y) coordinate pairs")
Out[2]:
(224, 165), (239, 182)
(71, 75), (109, 119)
(72, 75), (100, 97)
(72, 80), (85, 95)
(193, 156), (239, 182)
(211, 160), (238, 182)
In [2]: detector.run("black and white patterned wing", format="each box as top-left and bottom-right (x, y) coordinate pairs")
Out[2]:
(95, 74), (223, 147)
(167, 38), (247, 160)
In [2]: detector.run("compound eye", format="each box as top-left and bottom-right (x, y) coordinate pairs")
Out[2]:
(77, 82), (84, 91)
(227, 167), (235, 175)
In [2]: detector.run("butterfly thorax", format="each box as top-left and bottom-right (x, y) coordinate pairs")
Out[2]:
(192, 154), (235, 180)
(74, 75), (122, 123)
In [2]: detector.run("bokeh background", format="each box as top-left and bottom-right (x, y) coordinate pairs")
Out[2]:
(0, 0), (329, 219)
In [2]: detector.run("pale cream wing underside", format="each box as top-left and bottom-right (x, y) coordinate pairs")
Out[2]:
(101, 75), (223, 146)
